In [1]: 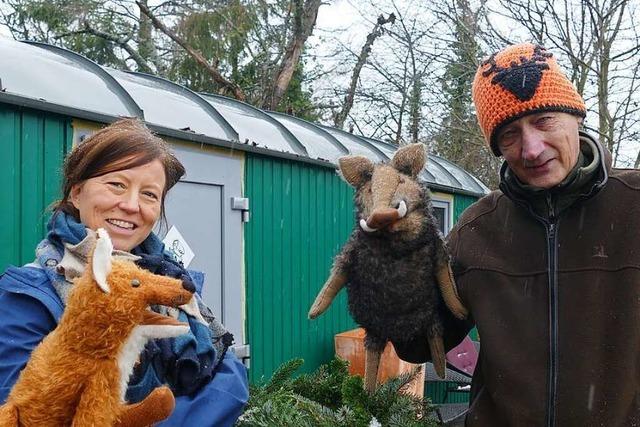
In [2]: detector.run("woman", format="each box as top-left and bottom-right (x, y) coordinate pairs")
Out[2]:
(0, 119), (249, 426)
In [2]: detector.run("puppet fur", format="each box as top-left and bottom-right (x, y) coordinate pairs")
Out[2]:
(0, 229), (195, 427)
(309, 144), (467, 392)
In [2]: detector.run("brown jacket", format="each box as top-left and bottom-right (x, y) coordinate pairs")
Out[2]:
(396, 136), (640, 426)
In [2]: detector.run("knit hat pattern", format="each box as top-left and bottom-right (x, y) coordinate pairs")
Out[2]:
(472, 43), (586, 156)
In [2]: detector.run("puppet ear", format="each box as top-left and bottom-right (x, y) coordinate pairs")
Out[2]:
(391, 143), (426, 178)
(338, 156), (374, 188)
(92, 228), (112, 293)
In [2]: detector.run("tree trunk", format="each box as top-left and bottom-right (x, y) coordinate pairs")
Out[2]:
(137, 0), (156, 72)
(408, 72), (421, 144)
(334, 13), (395, 129)
(597, 50), (611, 150)
(266, 0), (323, 110)
(395, 84), (408, 145)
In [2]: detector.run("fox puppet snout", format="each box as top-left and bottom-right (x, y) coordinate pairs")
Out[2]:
(95, 260), (195, 310)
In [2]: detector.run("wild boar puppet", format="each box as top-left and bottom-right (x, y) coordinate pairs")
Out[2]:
(0, 229), (195, 427)
(308, 143), (468, 392)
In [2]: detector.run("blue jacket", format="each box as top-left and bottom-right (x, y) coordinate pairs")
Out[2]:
(0, 265), (249, 426)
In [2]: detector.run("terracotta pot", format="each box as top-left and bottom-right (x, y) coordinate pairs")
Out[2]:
(334, 328), (425, 397)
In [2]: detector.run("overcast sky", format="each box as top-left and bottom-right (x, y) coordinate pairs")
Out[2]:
(316, 0), (363, 35)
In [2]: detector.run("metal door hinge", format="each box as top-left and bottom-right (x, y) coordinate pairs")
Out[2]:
(231, 197), (250, 222)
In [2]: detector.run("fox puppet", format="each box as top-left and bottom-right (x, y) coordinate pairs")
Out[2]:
(0, 229), (195, 427)
(309, 143), (467, 392)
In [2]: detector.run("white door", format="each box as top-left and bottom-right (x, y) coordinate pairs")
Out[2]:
(160, 143), (245, 348)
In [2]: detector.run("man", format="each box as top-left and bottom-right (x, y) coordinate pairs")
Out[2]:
(396, 43), (640, 426)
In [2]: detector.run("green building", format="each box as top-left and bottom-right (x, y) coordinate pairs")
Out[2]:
(0, 37), (488, 399)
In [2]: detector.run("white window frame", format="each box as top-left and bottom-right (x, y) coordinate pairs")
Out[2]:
(431, 197), (453, 236)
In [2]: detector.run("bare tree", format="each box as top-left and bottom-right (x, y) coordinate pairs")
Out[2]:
(338, 0), (437, 145)
(420, 0), (501, 188)
(333, 13), (396, 129)
(311, 0), (500, 186)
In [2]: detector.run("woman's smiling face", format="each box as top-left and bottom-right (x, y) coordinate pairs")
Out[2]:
(70, 159), (166, 251)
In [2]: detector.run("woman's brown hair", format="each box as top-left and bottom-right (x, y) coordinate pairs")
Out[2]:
(54, 118), (185, 224)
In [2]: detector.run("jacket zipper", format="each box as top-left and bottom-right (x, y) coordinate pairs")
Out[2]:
(545, 194), (559, 427)
(500, 181), (576, 427)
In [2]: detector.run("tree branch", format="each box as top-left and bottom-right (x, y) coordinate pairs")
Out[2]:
(74, 21), (154, 73)
(136, 0), (245, 100)
(334, 13), (395, 129)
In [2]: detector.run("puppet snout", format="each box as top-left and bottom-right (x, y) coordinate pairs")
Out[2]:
(360, 200), (407, 232)
(148, 275), (194, 307)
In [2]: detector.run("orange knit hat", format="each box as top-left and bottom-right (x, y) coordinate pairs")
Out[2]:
(472, 43), (586, 156)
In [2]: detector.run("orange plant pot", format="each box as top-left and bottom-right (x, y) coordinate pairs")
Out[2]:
(334, 328), (425, 397)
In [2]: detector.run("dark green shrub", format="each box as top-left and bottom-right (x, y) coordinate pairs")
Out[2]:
(236, 358), (438, 427)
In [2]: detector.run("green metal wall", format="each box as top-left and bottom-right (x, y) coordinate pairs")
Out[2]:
(453, 194), (479, 224)
(0, 105), (72, 272)
(245, 154), (357, 383)
(245, 153), (483, 387)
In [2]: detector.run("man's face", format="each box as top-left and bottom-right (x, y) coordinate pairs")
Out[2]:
(496, 112), (582, 189)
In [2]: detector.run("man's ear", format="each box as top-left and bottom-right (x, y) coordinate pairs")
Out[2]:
(92, 228), (113, 293)
(338, 156), (374, 188)
(391, 144), (426, 178)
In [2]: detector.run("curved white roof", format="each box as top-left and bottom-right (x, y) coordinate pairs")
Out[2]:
(0, 37), (488, 196)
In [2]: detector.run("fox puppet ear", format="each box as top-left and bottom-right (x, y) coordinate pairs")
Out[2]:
(338, 155), (374, 188)
(391, 143), (426, 179)
(92, 228), (113, 293)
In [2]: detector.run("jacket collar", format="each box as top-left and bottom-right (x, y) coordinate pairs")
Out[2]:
(499, 131), (609, 221)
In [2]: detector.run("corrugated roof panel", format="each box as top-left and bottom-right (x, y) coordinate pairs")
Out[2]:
(420, 168), (437, 182)
(431, 155), (489, 194)
(321, 127), (387, 161)
(202, 94), (306, 156)
(468, 174), (490, 194)
(424, 155), (459, 187)
(0, 37), (488, 196)
(108, 70), (237, 140)
(0, 38), (134, 117)
(362, 137), (397, 160)
(267, 112), (348, 162)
